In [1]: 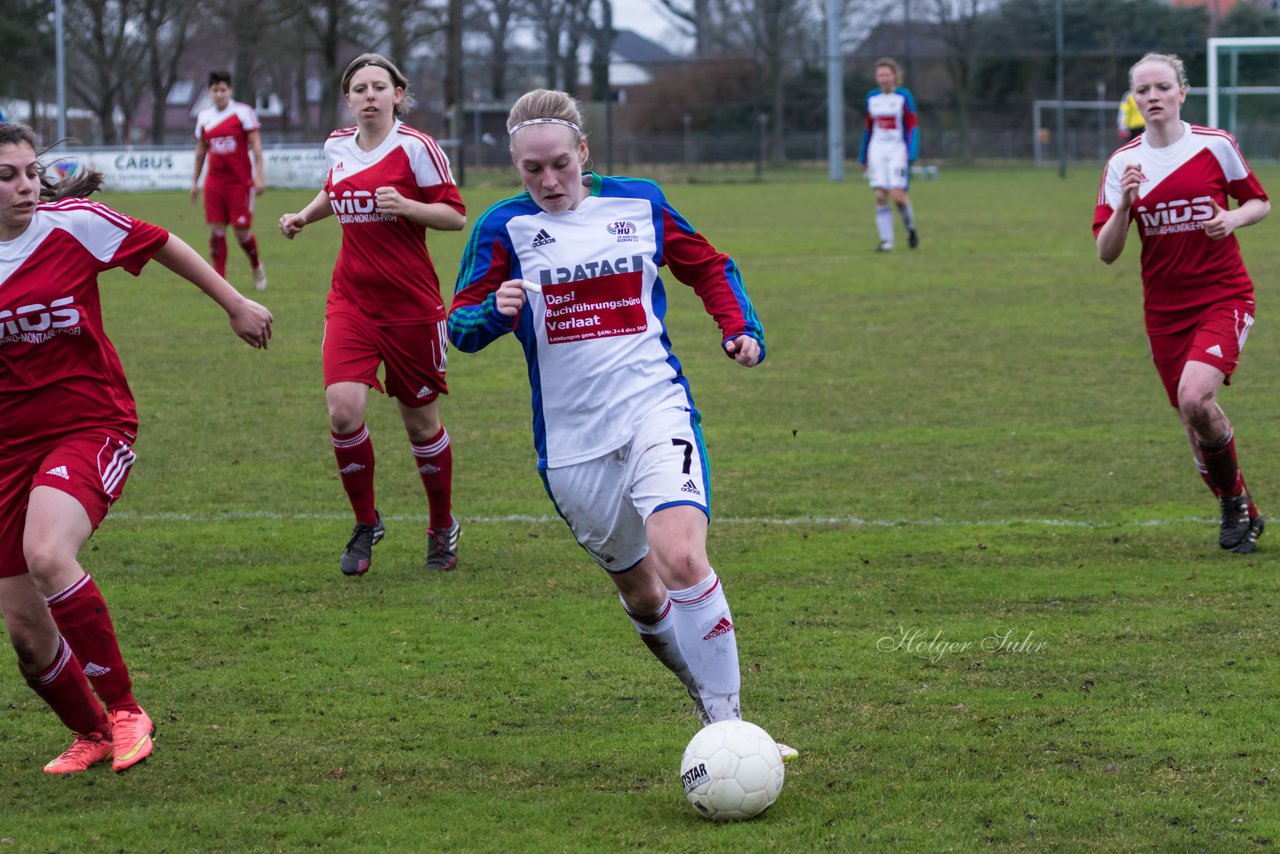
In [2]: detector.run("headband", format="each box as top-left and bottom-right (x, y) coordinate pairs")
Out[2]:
(509, 117), (582, 135)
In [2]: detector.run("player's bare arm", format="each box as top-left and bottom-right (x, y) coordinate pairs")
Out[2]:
(373, 186), (466, 230)
(1203, 196), (1271, 241)
(152, 234), (273, 349)
(248, 128), (266, 194)
(191, 138), (207, 203)
(1097, 163), (1142, 263)
(279, 189), (333, 239)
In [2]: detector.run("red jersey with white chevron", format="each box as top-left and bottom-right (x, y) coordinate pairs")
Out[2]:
(0, 199), (168, 445)
(1093, 122), (1267, 333)
(323, 120), (464, 324)
(449, 174), (766, 468)
(195, 101), (260, 185)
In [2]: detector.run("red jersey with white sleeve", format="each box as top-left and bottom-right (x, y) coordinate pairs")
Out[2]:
(195, 101), (260, 186)
(1093, 122), (1268, 334)
(323, 120), (464, 325)
(0, 199), (169, 446)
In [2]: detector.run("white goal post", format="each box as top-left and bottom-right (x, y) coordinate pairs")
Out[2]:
(1206, 36), (1280, 133)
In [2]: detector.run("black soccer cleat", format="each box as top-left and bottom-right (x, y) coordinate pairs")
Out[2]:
(1219, 494), (1251, 550)
(908, 228), (919, 249)
(875, 241), (894, 253)
(1231, 515), (1264, 555)
(340, 510), (385, 576)
(424, 516), (460, 571)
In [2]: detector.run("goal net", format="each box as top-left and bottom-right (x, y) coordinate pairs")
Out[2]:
(1206, 36), (1280, 158)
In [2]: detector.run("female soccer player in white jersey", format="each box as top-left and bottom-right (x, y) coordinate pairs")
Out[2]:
(1095, 53), (1271, 554)
(279, 54), (466, 576)
(0, 122), (272, 774)
(858, 57), (920, 252)
(449, 89), (793, 758)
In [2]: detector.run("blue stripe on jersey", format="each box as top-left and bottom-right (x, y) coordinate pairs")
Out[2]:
(649, 273), (696, 409)
(900, 87), (920, 162)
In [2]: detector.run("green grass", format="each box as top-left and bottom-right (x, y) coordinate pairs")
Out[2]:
(1, 168), (1278, 851)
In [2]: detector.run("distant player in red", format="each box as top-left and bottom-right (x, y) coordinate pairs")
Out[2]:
(278, 53), (466, 576)
(0, 121), (272, 774)
(1095, 53), (1271, 554)
(192, 71), (268, 291)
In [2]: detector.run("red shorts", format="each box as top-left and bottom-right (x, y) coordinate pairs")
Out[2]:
(204, 181), (255, 228)
(0, 429), (137, 578)
(1149, 302), (1255, 407)
(323, 309), (449, 407)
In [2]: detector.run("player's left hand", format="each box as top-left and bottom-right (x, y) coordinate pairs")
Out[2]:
(228, 298), (274, 349)
(375, 186), (410, 216)
(723, 335), (761, 367)
(1203, 197), (1235, 241)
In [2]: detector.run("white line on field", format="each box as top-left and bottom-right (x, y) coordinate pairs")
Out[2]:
(103, 510), (1217, 528)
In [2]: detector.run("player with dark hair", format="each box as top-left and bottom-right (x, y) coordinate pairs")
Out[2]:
(278, 54), (466, 575)
(192, 70), (268, 290)
(858, 57), (920, 253)
(0, 122), (272, 773)
(450, 89), (792, 759)
(1095, 52), (1270, 554)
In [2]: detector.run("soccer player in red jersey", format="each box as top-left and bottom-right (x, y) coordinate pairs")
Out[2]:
(1095, 53), (1271, 554)
(278, 54), (466, 576)
(0, 122), (272, 773)
(192, 71), (268, 290)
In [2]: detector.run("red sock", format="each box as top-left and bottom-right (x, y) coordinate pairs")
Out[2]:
(412, 427), (453, 529)
(333, 424), (378, 526)
(237, 233), (261, 270)
(1199, 431), (1243, 497)
(23, 637), (109, 735)
(1195, 460), (1222, 498)
(210, 233), (228, 277)
(46, 575), (139, 713)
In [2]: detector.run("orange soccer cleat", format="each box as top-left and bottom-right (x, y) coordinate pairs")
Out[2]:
(43, 731), (113, 774)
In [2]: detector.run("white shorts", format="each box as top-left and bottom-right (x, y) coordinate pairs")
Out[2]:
(866, 147), (909, 190)
(541, 401), (711, 573)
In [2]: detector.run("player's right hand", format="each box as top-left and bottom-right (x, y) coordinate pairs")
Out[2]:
(278, 213), (306, 239)
(1119, 162), (1143, 210)
(493, 278), (530, 318)
(228, 298), (273, 349)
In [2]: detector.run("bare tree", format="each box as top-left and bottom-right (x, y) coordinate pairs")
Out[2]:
(467, 0), (526, 100)
(301, 0), (368, 133)
(139, 0), (196, 142)
(652, 0), (716, 57)
(67, 0), (146, 143)
(927, 0), (992, 163)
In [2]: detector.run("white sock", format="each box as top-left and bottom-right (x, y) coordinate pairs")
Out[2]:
(669, 570), (741, 722)
(875, 205), (894, 244)
(621, 594), (699, 702)
(898, 201), (915, 230)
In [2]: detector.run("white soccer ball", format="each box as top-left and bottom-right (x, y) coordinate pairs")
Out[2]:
(680, 720), (785, 821)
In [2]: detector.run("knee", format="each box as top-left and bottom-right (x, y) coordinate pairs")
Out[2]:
(233, 228), (252, 243)
(23, 537), (71, 581)
(652, 543), (709, 589)
(327, 398), (364, 434)
(1176, 385), (1214, 428)
(210, 226), (227, 239)
(5, 615), (55, 671)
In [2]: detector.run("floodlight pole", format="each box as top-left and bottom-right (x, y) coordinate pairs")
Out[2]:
(56, 0), (67, 140)
(1055, 0), (1066, 179)
(827, 0), (844, 181)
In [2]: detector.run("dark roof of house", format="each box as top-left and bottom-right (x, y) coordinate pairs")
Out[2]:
(611, 28), (679, 64)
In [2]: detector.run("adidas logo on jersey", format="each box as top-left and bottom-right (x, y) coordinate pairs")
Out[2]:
(416, 385), (433, 399)
(1207, 344), (1224, 357)
(82, 662), (112, 677)
(45, 465), (70, 480)
(680, 479), (701, 495)
(338, 462), (366, 475)
(532, 229), (556, 248)
(703, 617), (734, 640)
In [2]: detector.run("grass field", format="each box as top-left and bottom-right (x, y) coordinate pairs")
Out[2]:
(2, 166), (1278, 851)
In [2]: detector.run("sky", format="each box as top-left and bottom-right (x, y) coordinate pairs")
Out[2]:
(611, 0), (695, 53)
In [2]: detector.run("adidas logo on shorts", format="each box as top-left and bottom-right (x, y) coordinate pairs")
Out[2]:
(44, 465), (70, 480)
(416, 385), (432, 399)
(532, 229), (556, 248)
(680, 479), (701, 495)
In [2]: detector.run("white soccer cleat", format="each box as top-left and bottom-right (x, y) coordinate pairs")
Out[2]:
(777, 742), (798, 763)
(253, 264), (268, 291)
